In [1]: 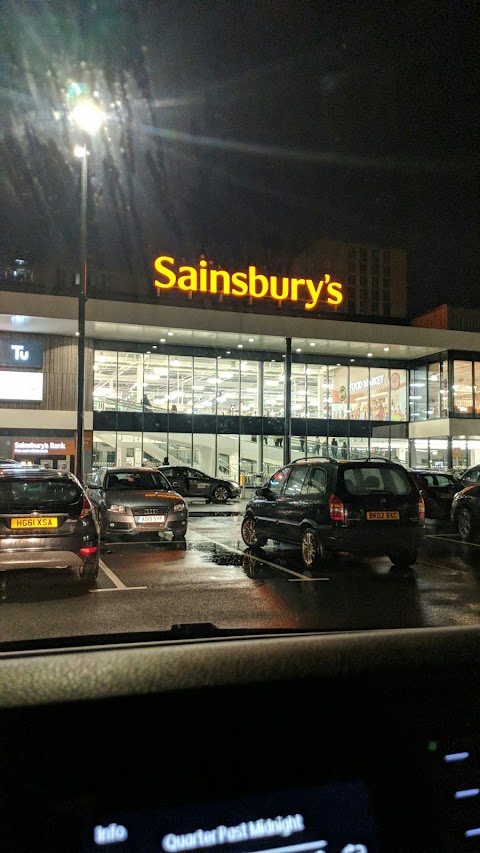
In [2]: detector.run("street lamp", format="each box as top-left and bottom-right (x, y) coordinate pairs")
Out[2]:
(71, 99), (104, 482)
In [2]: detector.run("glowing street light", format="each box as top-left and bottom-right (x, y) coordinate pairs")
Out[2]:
(71, 100), (104, 134)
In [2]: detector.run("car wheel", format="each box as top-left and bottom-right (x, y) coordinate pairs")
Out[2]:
(457, 507), (474, 542)
(79, 556), (99, 587)
(388, 550), (418, 570)
(301, 527), (321, 570)
(241, 515), (267, 548)
(212, 485), (229, 503)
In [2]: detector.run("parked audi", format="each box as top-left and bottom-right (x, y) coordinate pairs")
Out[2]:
(86, 467), (188, 541)
(0, 468), (99, 586)
(450, 484), (480, 542)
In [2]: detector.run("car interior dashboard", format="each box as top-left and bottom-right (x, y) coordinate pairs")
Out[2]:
(1, 625), (480, 852)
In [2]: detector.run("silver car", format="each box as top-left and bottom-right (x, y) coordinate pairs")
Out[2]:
(86, 467), (188, 541)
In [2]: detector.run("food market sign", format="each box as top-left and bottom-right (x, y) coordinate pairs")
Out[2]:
(154, 256), (343, 311)
(0, 340), (43, 369)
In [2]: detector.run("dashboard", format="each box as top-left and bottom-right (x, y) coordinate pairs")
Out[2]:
(1, 626), (480, 852)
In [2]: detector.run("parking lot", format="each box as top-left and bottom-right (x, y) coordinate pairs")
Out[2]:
(1, 498), (480, 644)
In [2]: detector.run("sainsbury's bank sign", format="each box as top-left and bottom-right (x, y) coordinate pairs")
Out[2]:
(153, 256), (343, 312)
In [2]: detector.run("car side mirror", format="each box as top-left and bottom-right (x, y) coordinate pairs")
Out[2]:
(256, 486), (274, 498)
(86, 482), (98, 489)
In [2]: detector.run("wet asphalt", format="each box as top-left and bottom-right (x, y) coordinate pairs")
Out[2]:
(1, 499), (480, 643)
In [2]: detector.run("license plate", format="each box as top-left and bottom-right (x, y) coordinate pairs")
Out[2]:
(136, 515), (165, 524)
(366, 511), (400, 521)
(11, 517), (58, 529)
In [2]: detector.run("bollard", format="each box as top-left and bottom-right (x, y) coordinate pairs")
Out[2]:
(240, 473), (246, 498)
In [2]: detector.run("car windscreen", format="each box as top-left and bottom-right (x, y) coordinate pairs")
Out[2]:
(106, 471), (171, 491)
(341, 466), (413, 496)
(0, 478), (83, 511)
(421, 473), (457, 488)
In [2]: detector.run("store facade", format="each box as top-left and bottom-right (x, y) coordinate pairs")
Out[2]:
(1, 289), (480, 481)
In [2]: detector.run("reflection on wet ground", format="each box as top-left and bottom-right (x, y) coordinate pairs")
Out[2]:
(1, 516), (480, 641)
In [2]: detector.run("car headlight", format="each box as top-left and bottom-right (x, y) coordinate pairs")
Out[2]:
(230, 482), (240, 489)
(109, 504), (127, 513)
(173, 502), (186, 513)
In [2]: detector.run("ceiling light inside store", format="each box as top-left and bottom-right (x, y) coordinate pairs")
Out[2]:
(384, 347), (390, 352)
(171, 359), (181, 367)
(219, 371), (233, 379)
(430, 375), (438, 381)
(367, 352), (373, 357)
(248, 338), (254, 343)
(296, 348), (302, 353)
(192, 385), (205, 391)
(226, 351), (231, 355)
(265, 380), (279, 387)
(167, 332), (174, 337)
(207, 377), (219, 384)
(238, 344), (243, 349)
(160, 338), (166, 343)
(310, 342), (315, 347)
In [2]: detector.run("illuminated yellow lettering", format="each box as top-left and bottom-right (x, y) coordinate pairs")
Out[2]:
(270, 276), (289, 301)
(199, 259), (208, 292)
(211, 269), (231, 294)
(326, 273), (343, 306)
(177, 265), (197, 291)
(248, 266), (269, 298)
(231, 271), (247, 296)
(290, 278), (305, 301)
(154, 256), (176, 289)
(305, 278), (324, 311)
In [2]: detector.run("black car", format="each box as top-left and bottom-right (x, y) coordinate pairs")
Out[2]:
(450, 484), (480, 541)
(459, 465), (480, 487)
(241, 458), (425, 570)
(0, 468), (99, 586)
(86, 467), (188, 541)
(408, 469), (462, 522)
(159, 465), (240, 503)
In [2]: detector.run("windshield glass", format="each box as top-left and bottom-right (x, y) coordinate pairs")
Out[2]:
(106, 471), (171, 491)
(0, 1), (478, 648)
(342, 466), (412, 496)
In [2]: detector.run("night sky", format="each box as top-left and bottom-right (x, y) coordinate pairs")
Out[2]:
(1, 0), (478, 316)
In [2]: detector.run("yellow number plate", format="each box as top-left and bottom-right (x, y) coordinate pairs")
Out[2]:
(11, 517), (58, 529)
(366, 511), (400, 521)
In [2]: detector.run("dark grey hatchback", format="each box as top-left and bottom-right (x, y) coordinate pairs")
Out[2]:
(241, 458), (425, 570)
(0, 469), (99, 586)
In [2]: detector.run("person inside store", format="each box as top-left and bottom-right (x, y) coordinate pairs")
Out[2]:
(331, 437), (338, 457)
(341, 441), (348, 459)
(143, 394), (152, 411)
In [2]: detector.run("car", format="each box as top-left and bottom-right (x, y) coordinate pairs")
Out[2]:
(450, 483), (480, 541)
(241, 457), (425, 570)
(86, 466), (188, 541)
(408, 469), (462, 522)
(459, 464), (480, 486)
(0, 468), (99, 586)
(159, 465), (241, 504)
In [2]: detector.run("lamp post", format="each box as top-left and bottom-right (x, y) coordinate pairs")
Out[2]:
(71, 100), (103, 482)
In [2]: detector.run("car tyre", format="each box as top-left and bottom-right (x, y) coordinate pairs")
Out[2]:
(241, 515), (267, 548)
(79, 556), (99, 587)
(388, 550), (418, 570)
(301, 527), (322, 570)
(212, 485), (230, 503)
(172, 532), (186, 542)
(457, 507), (475, 542)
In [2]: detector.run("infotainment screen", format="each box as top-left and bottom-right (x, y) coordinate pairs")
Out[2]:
(84, 781), (378, 852)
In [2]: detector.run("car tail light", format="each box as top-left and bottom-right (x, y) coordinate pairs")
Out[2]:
(79, 546), (97, 557)
(79, 495), (92, 519)
(329, 494), (345, 522)
(418, 494), (425, 522)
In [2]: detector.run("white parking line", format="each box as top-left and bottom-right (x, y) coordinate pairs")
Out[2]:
(189, 531), (329, 581)
(89, 558), (147, 592)
(426, 534), (480, 549)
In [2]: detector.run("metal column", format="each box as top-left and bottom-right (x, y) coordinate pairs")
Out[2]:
(284, 337), (292, 465)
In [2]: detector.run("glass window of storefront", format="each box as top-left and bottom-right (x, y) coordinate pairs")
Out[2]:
(453, 360), (474, 415)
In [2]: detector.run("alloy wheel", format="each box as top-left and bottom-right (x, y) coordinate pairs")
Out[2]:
(213, 486), (229, 503)
(301, 529), (317, 568)
(458, 508), (472, 541)
(242, 516), (257, 546)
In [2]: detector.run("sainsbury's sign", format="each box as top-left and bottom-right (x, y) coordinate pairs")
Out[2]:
(153, 256), (343, 311)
